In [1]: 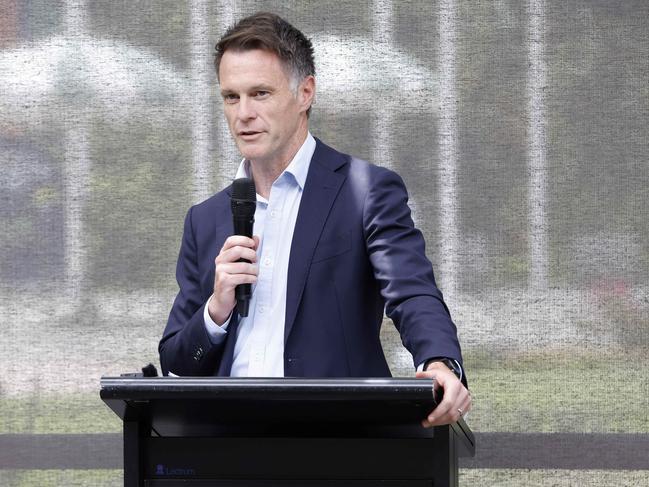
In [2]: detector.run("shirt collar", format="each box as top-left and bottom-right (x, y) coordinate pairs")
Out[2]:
(234, 132), (316, 191)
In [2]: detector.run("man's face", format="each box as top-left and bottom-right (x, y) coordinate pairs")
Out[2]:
(219, 49), (314, 166)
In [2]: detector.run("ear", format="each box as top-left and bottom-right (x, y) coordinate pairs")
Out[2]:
(298, 75), (316, 113)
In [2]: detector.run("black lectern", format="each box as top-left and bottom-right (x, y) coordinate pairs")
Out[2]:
(101, 377), (474, 487)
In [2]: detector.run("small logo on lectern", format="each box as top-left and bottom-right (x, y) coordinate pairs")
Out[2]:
(154, 464), (196, 476)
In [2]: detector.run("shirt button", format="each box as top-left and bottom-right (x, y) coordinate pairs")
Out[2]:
(259, 306), (266, 314)
(270, 210), (278, 219)
(263, 257), (272, 267)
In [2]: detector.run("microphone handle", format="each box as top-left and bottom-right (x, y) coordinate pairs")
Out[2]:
(233, 214), (254, 317)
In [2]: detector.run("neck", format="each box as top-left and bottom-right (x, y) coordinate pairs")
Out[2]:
(249, 125), (308, 199)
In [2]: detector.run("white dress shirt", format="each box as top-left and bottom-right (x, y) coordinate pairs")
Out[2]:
(202, 133), (316, 377)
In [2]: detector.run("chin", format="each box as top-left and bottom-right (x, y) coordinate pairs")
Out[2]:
(240, 149), (265, 162)
(239, 147), (271, 163)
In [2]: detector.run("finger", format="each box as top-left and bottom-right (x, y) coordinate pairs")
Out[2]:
(422, 408), (458, 428)
(214, 272), (258, 293)
(427, 404), (453, 425)
(216, 261), (259, 277)
(427, 408), (457, 426)
(221, 235), (257, 252)
(435, 386), (471, 425)
(221, 245), (258, 263)
(458, 391), (472, 416)
(426, 379), (462, 425)
(216, 246), (258, 264)
(444, 396), (470, 424)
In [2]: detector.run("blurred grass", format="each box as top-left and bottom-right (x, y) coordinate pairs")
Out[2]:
(0, 470), (121, 487)
(462, 347), (649, 433)
(0, 349), (647, 434)
(0, 469), (647, 487)
(460, 469), (649, 486)
(0, 395), (121, 434)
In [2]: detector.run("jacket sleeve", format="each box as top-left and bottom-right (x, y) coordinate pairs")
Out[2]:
(158, 206), (226, 376)
(362, 166), (467, 386)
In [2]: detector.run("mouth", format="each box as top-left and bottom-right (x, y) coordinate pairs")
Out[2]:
(238, 130), (263, 140)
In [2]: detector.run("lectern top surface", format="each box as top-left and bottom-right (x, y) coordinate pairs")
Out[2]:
(100, 376), (437, 402)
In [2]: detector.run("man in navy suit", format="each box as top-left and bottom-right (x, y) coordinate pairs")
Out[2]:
(159, 12), (471, 426)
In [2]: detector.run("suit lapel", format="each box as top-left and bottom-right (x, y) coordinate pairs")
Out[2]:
(205, 187), (234, 299)
(284, 140), (347, 343)
(213, 186), (237, 376)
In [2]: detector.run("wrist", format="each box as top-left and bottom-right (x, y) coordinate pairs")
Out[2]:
(424, 358), (462, 381)
(207, 294), (231, 326)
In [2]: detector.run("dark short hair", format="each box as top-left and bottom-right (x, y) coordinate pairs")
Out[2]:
(214, 12), (315, 88)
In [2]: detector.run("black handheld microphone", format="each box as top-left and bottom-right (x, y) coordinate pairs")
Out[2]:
(230, 177), (256, 317)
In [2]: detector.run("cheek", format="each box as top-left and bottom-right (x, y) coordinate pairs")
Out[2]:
(225, 114), (238, 134)
(223, 105), (236, 120)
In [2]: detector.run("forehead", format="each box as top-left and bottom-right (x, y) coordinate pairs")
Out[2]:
(218, 49), (291, 90)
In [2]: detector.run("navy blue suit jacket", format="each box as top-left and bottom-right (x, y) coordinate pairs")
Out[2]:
(159, 139), (464, 381)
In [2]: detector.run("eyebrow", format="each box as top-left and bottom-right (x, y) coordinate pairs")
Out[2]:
(220, 84), (274, 96)
(249, 84), (273, 92)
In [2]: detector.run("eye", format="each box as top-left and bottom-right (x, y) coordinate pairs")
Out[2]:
(223, 93), (239, 104)
(254, 90), (270, 99)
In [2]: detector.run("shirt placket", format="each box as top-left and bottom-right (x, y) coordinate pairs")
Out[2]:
(247, 182), (284, 376)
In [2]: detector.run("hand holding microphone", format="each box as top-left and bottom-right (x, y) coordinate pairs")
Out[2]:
(208, 178), (258, 324)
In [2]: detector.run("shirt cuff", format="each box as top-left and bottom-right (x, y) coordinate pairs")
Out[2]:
(203, 294), (230, 345)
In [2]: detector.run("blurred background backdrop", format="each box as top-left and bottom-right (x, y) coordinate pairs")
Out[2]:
(0, 0), (647, 485)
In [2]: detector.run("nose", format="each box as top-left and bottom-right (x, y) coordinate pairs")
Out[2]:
(237, 96), (256, 121)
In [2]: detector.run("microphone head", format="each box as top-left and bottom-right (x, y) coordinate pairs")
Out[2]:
(231, 177), (256, 217)
(231, 177), (256, 202)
